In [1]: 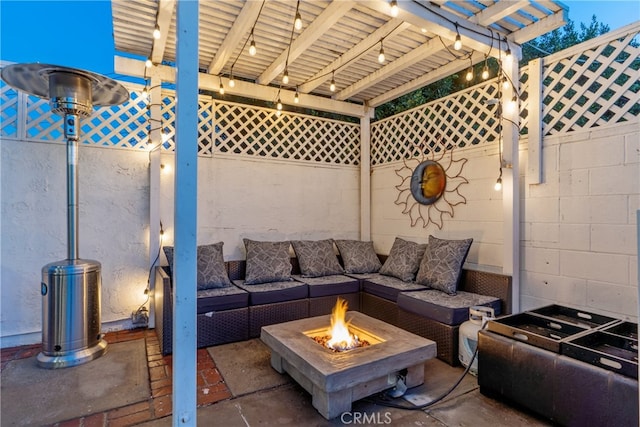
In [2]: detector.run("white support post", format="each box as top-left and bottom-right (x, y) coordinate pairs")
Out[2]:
(360, 109), (372, 241)
(502, 56), (521, 313)
(172, 1), (199, 426)
(148, 76), (163, 329)
(527, 58), (543, 185)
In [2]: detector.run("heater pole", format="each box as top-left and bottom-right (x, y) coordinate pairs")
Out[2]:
(64, 114), (80, 261)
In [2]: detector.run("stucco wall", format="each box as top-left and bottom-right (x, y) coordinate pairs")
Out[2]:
(1, 139), (150, 346)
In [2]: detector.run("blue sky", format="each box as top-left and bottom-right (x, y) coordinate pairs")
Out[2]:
(1, 0), (639, 79)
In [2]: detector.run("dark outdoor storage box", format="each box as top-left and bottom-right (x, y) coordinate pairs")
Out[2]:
(602, 321), (638, 340)
(561, 330), (638, 379)
(486, 312), (587, 353)
(529, 304), (618, 329)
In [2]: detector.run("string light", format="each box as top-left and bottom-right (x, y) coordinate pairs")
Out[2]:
(153, 24), (161, 40)
(218, 77), (225, 95)
(454, 24), (462, 51)
(282, 67), (289, 85)
(145, 57), (153, 68)
(329, 72), (336, 92)
(389, 0), (398, 17)
(294, 87), (300, 103)
(294, 1), (302, 30)
(229, 69), (235, 88)
(249, 31), (257, 56)
(482, 57), (489, 80)
(276, 95), (283, 111)
(494, 174), (503, 191)
(465, 58), (473, 81)
(378, 39), (385, 63)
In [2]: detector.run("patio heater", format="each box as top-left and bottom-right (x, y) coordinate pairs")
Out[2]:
(1, 63), (129, 368)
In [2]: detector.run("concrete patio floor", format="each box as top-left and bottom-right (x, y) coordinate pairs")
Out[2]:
(1, 329), (551, 426)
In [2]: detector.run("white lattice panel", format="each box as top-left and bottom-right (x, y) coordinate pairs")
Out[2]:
(541, 29), (640, 134)
(0, 81), (19, 138)
(213, 101), (360, 165)
(371, 81), (502, 165)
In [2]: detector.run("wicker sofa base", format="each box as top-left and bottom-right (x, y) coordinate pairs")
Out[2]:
(249, 299), (309, 338)
(309, 293), (360, 317)
(398, 307), (459, 366)
(360, 293), (400, 327)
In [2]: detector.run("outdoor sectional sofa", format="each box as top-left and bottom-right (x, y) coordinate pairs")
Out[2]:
(154, 237), (512, 366)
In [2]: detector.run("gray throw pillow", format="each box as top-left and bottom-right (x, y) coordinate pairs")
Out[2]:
(163, 242), (232, 290)
(379, 237), (427, 282)
(243, 239), (293, 285)
(334, 240), (382, 274)
(415, 235), (473, 295)
(291, 239), (344, 277)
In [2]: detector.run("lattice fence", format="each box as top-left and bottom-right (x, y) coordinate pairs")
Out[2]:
(540, 26), (639, 135)
(213, 101), (360, 165)
(371, 80), (503, 165)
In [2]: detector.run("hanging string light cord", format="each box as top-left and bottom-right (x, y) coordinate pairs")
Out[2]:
(227, 0), (266, 77)
(364, 322), (489, 411)
(135, 223), (164, 314)
(283, 1), (301, 78)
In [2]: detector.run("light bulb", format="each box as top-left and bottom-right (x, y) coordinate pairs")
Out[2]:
(295, 12), (302, 30)
(465, 68), (473, 81)
(276, 98), (282, 110)
(502, 79), (510, 91)
(494, 177), (502, 191)
(454, 34), (462, 51)
(249, 39), (257, 56)
(145, 58), (153, 68)
(142, 87), (149, 99)
(390, 0), (398, 17)
(378, 47), (385, 63)
(282, 69), (289, 85)
(219, 83), (224, 95)
(330, 78), (336, 92)
(294, 90), (299, 103)
(153, 25), (161, 40)
(229, 76), (235, 88)
(505, 48), (512, 64)
(482, 65), (489, 80)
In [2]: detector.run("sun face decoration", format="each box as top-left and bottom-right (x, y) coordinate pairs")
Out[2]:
(395, 142), (468, 229)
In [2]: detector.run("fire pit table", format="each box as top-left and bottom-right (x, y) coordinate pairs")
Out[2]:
(261, 311), (436, 419)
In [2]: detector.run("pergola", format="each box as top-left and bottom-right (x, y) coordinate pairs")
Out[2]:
(110, 0), (568, 423)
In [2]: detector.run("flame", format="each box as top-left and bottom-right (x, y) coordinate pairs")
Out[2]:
(326, 298), (357, 351)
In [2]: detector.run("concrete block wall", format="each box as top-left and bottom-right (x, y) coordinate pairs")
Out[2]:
(521, 121), (639, 321)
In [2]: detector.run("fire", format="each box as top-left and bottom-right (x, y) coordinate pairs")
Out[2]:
(326, 298), (357, 351)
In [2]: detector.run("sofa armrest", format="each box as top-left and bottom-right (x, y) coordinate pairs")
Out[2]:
(459, 269), (512, 315)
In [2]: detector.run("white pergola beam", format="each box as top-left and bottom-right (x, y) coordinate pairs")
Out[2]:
(366, 51), (485, 107)
(509, 10), (568, 45)
(470, 0), (530, 26)
(151, 0), (176, 65)
(335, 35), (442, 101)
(257, 1), (352, 85)
(368, 0), (505, 55)
(114, 56), (368, 118)
(207, 1), (263, 76)
(299, 20), (411, 94)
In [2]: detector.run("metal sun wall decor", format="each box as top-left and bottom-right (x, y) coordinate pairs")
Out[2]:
(394, 139), (468, 229)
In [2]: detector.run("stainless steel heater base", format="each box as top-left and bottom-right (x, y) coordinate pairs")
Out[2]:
(37, 339), (108, 369)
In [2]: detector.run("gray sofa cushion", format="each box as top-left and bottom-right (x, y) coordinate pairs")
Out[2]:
(379, 237), (427, 282)
(416, 235), (473, 295)
(234, 279), (308, 305)
(293, 274), (360, 297)
(397, 289), (501, 325)
(335, 240), (382, 274)
(196, 285), (249, 313)
(243, 239), (293, 284)
(362, 274), (427, 302)
(163, 242), (233, 290)
(291, 239), (344, 277)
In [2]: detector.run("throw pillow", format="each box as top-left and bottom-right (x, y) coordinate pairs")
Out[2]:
(243, 239), (293, 284)
(334, 240), (382, 274)
(379, 237), (427, 282)
(291, 239), (344, 277)
(415, 235), (473, 295)
(163, 242), (232, 290)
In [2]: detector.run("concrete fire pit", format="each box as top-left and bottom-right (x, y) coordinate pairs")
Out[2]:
(260, 311), (436, 419)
